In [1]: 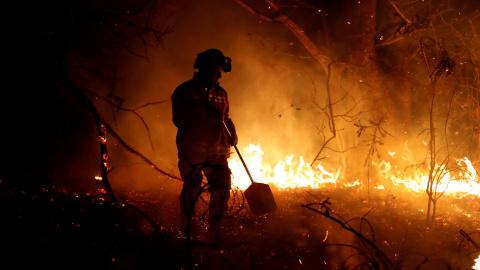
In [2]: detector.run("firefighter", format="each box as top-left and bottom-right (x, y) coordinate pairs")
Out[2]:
(171, 48), (238, 236)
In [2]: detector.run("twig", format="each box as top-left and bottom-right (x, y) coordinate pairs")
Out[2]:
(103, 121), (181, 181)
(84, 89), (168, 150)
(303, 202), (397, 270)
(311, 62), (336, 166)
(387, 0), (412, 24)
(460, 229), (480, 251)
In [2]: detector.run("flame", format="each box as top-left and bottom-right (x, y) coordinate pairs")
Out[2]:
(474, 254), (480, 270)
(229, 144), (479, 200)
(375, 157), (479, 198)
(229, 144), (341, 190)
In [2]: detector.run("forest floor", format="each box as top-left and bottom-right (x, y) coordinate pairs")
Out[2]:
(1, 176), (479, 270)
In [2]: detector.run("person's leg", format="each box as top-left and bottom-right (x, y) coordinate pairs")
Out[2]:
(204, 156), (232, 234)
(178, 153), (204, 219)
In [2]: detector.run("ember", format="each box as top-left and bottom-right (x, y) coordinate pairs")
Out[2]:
(475, 255), (480, 270)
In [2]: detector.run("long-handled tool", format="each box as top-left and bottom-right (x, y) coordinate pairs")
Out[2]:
(223, 122), (277, 215)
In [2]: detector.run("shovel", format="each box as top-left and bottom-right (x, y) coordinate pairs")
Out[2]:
(223, 122), (277, 215)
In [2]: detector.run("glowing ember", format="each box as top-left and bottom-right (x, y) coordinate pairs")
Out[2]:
(230, 144), (479, 200)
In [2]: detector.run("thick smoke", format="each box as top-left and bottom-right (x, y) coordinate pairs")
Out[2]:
(93, 0), (334, 193)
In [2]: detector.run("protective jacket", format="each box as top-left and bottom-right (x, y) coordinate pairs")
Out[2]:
(172, 73), (237, 156)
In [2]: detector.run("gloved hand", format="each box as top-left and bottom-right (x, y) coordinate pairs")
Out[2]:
(228, 132), (238, 146)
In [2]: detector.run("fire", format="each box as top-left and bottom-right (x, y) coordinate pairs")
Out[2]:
(375, 157), (479, 198)
(229, 144), (479, 200)
(474, 254), (480, 270)
(229, 144), (341, 190)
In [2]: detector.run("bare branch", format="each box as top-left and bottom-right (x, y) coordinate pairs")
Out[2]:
(103, 121), (181, 181)
(233, 0), (331, 71)
(303, 202), (397, 270)
(387, 0), (412, 24)
(83, 89), (168, 150)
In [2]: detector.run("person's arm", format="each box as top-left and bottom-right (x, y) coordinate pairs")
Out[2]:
(223, 112), (238, 146)
(173, 85), (224, 129)
(172, 86), (197, 129)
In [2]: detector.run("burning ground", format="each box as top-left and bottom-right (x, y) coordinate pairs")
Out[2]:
(2, 141), (479, 269)
(1, 172), (478, 269)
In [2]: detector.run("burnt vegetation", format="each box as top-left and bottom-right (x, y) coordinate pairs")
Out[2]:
(3, 0), (480, 269)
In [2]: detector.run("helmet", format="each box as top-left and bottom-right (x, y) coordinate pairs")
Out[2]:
(194, 49), (231, 72)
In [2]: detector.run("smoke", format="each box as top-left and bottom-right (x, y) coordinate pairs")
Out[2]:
(9, 0), (477, 200)
(81, 0), (337, 194)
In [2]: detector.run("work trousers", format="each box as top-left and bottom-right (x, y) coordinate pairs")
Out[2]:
(178, 151), (231, 229)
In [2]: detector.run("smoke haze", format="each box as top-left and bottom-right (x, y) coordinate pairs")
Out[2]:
(83, 0), (337, 193)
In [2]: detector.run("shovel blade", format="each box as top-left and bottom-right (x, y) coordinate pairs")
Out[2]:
(244, 182), (277, 215)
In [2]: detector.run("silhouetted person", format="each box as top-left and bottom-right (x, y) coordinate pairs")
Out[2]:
(172, 49), (238, 238)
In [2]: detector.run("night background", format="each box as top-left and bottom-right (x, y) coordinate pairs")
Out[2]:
(2, 0), (480, 269)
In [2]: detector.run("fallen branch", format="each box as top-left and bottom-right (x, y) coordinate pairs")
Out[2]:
(303, 201), (397, 270)
(103, 121), (181, 181)
(59, 72), (117, 201)
(460, 229), (480, 251)
(83, 89), (168, 151)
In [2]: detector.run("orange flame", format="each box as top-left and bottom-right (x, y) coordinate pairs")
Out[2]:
(474, 254), (480, 270)
(229, 144), (344, 190)
(375, 157), (479, 198)
(230, 144), (479, 200)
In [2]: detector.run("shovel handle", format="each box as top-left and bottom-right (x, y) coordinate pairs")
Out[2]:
(222, 121), (255, 184)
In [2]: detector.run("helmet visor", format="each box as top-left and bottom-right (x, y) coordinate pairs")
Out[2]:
(220, 57), (231, 72)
